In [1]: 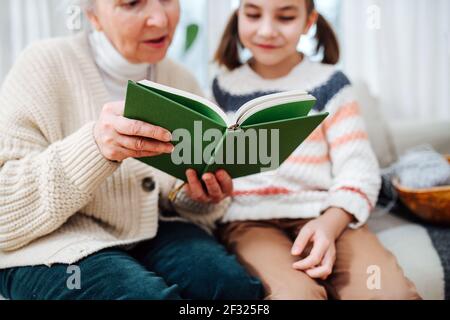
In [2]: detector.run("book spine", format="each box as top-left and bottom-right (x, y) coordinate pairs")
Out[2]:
(228, 124), (240, 131)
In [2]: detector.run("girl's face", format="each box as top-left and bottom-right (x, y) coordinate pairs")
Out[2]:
(87, 0), (180, 64)
(238, 0), (314, 67)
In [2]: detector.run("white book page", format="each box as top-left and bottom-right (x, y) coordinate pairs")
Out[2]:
(235, 91), (314, 125)
(138, 80), (231, 126)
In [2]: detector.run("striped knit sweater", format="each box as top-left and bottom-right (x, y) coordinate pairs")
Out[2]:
(0, 32), (230, 269)
(213, 59), (381, 228)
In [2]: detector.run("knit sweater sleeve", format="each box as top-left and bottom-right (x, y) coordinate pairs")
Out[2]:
(0, 43), (119, 252)
(156, 173), (231, 229)
(320, 86), (381, 228)
(170, 180), (231, 230)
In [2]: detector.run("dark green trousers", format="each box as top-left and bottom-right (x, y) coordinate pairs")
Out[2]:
(0, 221), (263, 300)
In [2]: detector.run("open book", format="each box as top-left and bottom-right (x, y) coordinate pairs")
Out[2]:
(124, 80), (328, 181)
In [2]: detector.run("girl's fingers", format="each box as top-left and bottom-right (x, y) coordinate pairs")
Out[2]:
(183, 182), (192, 198)
(186, 169), (210, 203)
(291, 227), (314, 256)
(305, 247), (336, 280)
(115, 133), (174, 154)
(202, 173), (223, 203)
(114, 116), (172, 142)
(215, 170), (233, 196)
(293, 236), (330, 270)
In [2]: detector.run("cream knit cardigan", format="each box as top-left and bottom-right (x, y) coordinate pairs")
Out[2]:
(0, 32), (229, 269)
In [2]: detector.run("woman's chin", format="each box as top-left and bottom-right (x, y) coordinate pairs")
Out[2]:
(136, 49), (169, 64)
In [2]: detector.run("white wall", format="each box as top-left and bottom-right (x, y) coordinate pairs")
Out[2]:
(1, 0), (448, 121)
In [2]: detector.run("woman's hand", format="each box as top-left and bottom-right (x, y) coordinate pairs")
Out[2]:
(94, 101), (174, 162)
(184, 169), (233, 204)
(291, 208), (354, 280)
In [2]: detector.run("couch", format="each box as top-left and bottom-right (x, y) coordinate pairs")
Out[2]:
(355, 82), (450, 300)
(1, 83), (449, 301)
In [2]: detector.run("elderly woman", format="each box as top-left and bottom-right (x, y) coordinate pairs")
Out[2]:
(0, 0), (263, 300)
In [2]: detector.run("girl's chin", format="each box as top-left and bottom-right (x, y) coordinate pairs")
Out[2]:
(252, 55), (287, 67)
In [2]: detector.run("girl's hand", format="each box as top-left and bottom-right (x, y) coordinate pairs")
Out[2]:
(184, 169), (233, 204)
(94, 101), (174, 162)
(291, 208), (353, 280)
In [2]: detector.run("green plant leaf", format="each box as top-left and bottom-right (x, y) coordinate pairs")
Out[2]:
(184, 23), (199, 53)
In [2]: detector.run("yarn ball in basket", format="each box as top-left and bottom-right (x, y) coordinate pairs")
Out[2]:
(393, 145), (450, 189)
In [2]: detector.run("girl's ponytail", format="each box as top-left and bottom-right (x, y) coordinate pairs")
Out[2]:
(315, 13), (340, 65)
(214, 10), (242, 71)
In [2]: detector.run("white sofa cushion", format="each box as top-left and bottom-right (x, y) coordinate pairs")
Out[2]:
(353, 82), (398, 168)
(368, 211), (445, 300)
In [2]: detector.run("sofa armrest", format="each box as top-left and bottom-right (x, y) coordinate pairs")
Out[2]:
(387, 120), (450, 156)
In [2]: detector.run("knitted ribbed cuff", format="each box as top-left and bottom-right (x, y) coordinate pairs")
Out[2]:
(321, 189), (372, 229)
(55, 122), (120, 194)
(172, 188), (231, 229)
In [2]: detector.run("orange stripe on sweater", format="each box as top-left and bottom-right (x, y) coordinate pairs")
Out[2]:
(305, 127), (326, 142)
(336, 186), (373, 209)
(232, 186), (328, 197)
(324, 101), (360, 131)
(287, 154), (330, 165)
(233, 187), (292, 197)
(330, 131), (368, 149)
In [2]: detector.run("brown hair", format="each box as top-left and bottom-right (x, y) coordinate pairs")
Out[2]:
(214, 0), (340, 70)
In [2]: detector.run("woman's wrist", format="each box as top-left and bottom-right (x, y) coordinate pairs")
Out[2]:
(168, 182), (186, 203)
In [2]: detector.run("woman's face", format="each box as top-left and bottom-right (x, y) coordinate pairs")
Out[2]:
(87, 0), (180, 64)
(238, 0), (314, 67)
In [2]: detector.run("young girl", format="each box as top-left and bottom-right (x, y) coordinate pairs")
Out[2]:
(213, 0), (421, 300)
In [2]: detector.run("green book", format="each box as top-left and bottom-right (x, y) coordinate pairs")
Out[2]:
(124, 80), (328, 182)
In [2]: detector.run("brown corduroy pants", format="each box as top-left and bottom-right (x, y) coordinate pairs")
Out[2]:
(218, 219), (421, 300)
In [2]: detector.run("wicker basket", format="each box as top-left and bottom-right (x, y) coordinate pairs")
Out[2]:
(392, 155), (450, 226)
